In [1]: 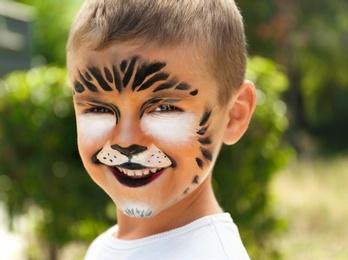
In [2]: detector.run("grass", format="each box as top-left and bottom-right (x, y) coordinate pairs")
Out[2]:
(270, 155), (348, 260)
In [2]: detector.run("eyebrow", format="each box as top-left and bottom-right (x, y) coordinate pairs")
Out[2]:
(79, 99), (121, 120)
(139, 97), (182, 118)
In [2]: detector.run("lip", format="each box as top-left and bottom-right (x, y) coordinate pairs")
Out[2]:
(110, 166), (166, 188)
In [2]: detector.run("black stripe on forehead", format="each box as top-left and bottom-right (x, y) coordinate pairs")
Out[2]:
(74, 80), (85, 93)
(132, 62), (166, 91)
(74, 56), (197, 96)
(153, 79), (178, 93)
(104, 67), (113, 83)
(87, 66), (113, 91)
(175, 83), (190, 91)
(123, 56), (138, 87)
(137, 73), (169, 92)
(190, 89), (199, 96)
(78, 70), (98, 92)
(112, 65), (122, 93)
(120, 60), (128, 73)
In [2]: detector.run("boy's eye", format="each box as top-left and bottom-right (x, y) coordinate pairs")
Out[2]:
(85, 106), (112, 114)
(153, 104), (183, 112)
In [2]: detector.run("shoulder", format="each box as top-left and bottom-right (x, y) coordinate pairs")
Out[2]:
(172, 213), (250, 259)
(84, 224), (118, 260)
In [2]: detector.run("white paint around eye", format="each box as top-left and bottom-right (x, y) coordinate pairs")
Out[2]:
(77, 114), (115, 145)
(140, 112), (196, 146)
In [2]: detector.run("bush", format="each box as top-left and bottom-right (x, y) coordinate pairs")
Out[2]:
(0, 56), (293, 259)
(214, 56), (293, 259)
(0, 67), (113, 258)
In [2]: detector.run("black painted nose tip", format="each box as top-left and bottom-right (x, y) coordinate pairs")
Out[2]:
(110, 144), (147, 156)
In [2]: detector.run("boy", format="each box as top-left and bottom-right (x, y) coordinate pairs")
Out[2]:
(66, 0), (256, 259)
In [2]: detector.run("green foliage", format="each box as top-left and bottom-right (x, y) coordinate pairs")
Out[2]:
(0, 66), (113, 247)
(237, 0), (348, 152)
(14, 0), (82, 65)
(214, 56), (294, 259)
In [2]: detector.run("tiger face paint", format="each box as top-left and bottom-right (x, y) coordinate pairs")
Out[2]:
(69, 44), (230, 218)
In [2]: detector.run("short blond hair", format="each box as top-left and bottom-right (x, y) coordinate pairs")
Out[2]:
(67, 0), (247, 105)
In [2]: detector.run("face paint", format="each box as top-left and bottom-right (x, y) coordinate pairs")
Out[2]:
(96, 143), (172, 169)
(77, 113), (115, 145)
(122, 202), (154, 218)
(71, 45), (223, 220)
(140, 112), (196, 146)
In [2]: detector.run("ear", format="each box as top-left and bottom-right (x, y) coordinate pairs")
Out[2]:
(223, 80), (257, 145)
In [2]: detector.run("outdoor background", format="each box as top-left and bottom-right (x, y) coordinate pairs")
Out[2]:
(1, 0), (347, 259)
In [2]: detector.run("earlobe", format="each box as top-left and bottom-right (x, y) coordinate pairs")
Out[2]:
(222, 80), (256, 145)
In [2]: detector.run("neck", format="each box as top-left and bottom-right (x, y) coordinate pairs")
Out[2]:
(114, 174), (222, 240)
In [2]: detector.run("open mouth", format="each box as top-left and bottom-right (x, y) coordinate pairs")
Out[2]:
(110, 166), (166, 188)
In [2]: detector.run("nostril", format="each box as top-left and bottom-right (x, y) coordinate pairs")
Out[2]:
(110, 144), (147, 156)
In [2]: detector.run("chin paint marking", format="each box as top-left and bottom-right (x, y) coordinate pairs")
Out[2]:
(122, 202), (154, 218)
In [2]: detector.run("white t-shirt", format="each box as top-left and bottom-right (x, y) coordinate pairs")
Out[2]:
(84, 213), (250, 260)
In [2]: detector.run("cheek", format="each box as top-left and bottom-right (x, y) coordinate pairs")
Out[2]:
(140, 113), (196, 146)
(77, 114), (115, 146)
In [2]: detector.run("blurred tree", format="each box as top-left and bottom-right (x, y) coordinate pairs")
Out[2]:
(237, 0), (348, 153)
(215, 56), (292, 259)
(0, 67), (114, 259)
(0, 57), (292, 259)
(13, 0), (82, 66)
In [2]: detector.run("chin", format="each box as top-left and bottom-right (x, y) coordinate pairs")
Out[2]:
(120, 202), (156, 218)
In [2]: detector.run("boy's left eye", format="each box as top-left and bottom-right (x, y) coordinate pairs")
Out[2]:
(153, 104), (183, 112)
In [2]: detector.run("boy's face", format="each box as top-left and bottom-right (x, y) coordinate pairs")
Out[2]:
(69, 44), (231, 218)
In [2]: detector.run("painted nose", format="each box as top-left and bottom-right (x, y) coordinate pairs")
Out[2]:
(110, 144), (147, 157)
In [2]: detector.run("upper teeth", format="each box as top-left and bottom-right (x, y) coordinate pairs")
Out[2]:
(117, 167), (161, 177)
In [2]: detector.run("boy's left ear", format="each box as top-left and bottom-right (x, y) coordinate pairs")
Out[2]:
(223, 80), (257, 145)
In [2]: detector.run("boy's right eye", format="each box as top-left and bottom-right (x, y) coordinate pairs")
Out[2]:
(85, 106), (113, 114)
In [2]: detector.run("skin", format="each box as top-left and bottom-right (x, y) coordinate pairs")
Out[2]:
(68, 43), (256, 240)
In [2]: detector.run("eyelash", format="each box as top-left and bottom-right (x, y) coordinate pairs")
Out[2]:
(83, 104), (182, 115)
(153, 104), (183, 113)
(85, 106), (113, 114)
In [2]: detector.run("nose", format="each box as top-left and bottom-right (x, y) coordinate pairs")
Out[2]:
(110, 144), (147, 157)
(110, 114), (150, 151)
